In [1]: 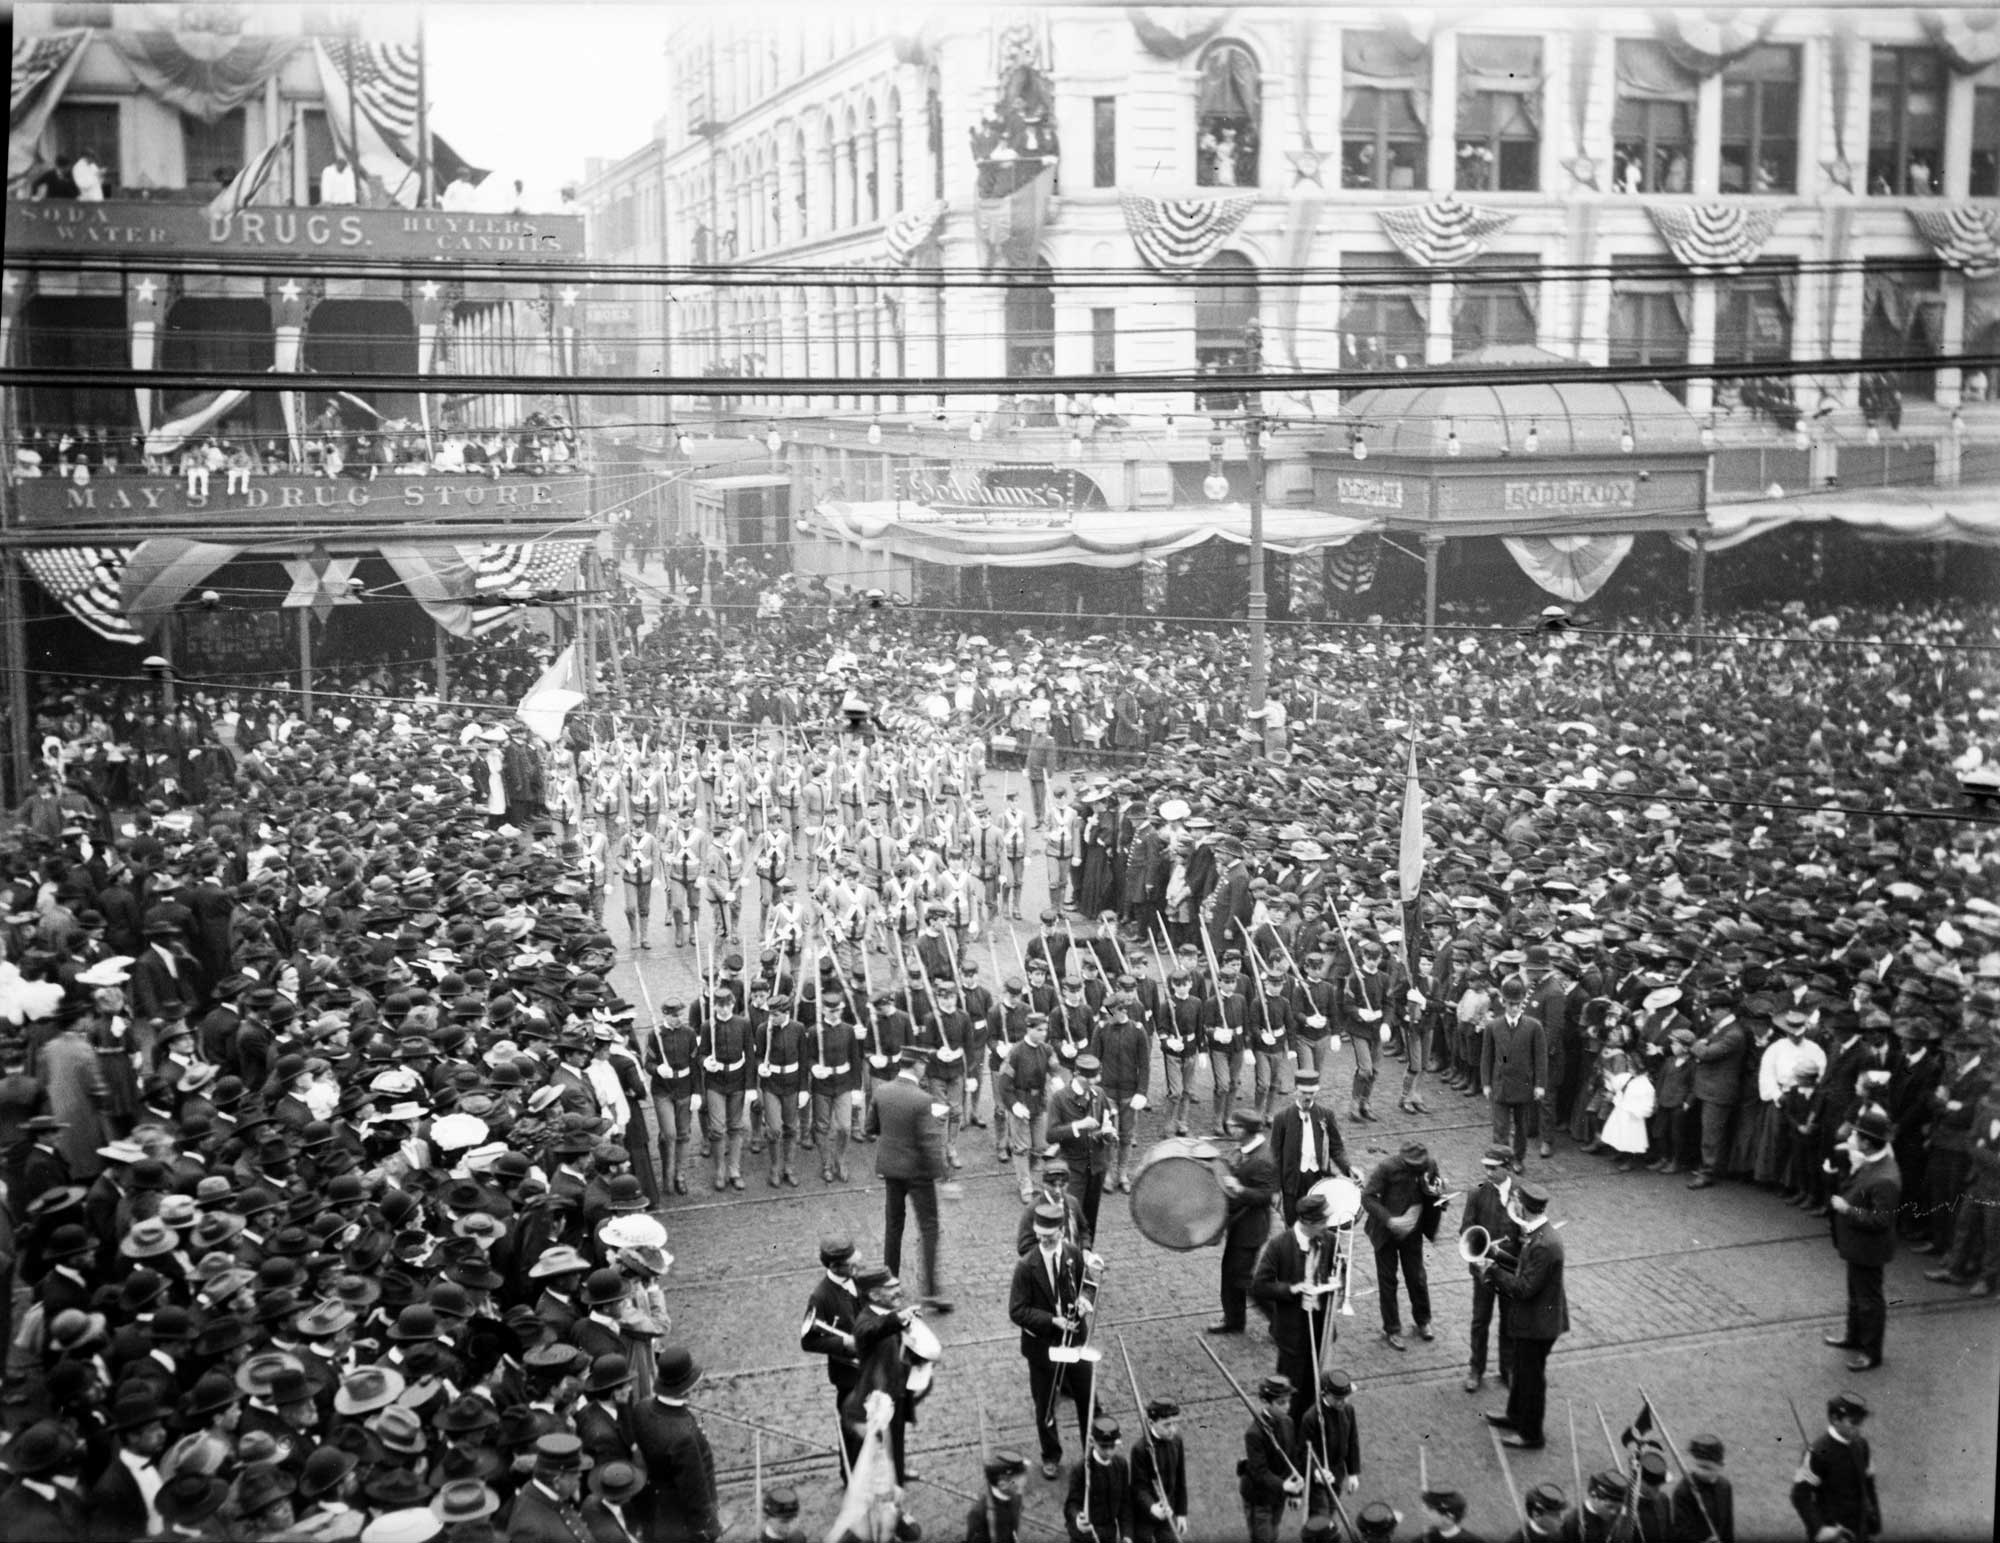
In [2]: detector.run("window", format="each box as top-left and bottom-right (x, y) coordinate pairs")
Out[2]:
(1339, 254), (1427, 371)
(1868, 48), (1945, 195)
(51, 3), (113, 23)
(1609, 255), (1691, 402)
(1860, 259), (1945, 402)
(182, 108), (246, 193)
(300, 108), (336, 206)
(1612, 40), (1695, 193)
(1456, 36), (1541, 192)
(1005, 259), (1056, 377)
(1196, 42), (1260, 187)
(1715, 261), (1798, 428)
(1195, 253), (1259, 408)
(1091, 308), (1116, 375)
(1971, 86), (1999, 197)
(47, 103), (120, 193)
(1093, 96), (1117, 188)
(1451, 256), (1538, 356)
(1343, 32), (1429, 190)
(1720, 45), (1799, 194)
(927, 79), (944, 199)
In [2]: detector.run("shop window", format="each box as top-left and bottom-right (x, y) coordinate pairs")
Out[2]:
(1612, 39), (1695, 193)
(1343, 31), (1430, 190)
(1195, 253), (1259, 409)
(1451, 256), (1538, 356)
(1860, 259), (1945, 403)
(1970, 86), (1999, 197)
(182, 107), (247, 194)
(1339, 253), (1427, 370)
(1868, 47), (1945, 195)
(1715, 262), (1798, 429)
(47, 102), (120, 194)
(1005, 259), (1056, 377)
(1609, 256), (1691, 403)
(1093, 96), (1117, 188)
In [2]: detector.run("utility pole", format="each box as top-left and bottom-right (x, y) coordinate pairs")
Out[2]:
(1243, 316), (1267, 715)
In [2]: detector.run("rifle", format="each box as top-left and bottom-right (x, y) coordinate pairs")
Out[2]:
(1193, 1336), (1306, 1495)
(1569, 1401), (1585, 1535)
(1487, 1423), (1527, 1531)
(1638, 1383), (1723, 1543)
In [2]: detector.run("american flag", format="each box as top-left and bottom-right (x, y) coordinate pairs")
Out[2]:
(20, 547), (143, 645)
(321, 37), (488, 195)
(470, 540), (590, 636)
(208, 124), (295, 220)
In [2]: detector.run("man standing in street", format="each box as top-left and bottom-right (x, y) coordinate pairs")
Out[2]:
(1688, 991), (1748, 1188)
(798, 1235), (862, 1472)
(1209, 1110), (1277, 1337)
(1251, 1188), (1335, 1428)
(1459, 1145), (1520, 1394)
(1478, 1180), (1566, 1451)
(1269, 1071), (1350, 1226)
(1010, 1202), (1095, 1481)
(1483, 975), (1547, 1172)
(1823, 1106), (1900, 1371)
(1360, 1140), (1444, 1353)
(866, 1045), (953, 1313)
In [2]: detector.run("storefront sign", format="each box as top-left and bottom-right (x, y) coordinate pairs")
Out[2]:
(901, 463), (1081, 528)
(14, 472), (588, 529)
(5, 201), (585, 261)
(1501, 476), (1639, 514)
(1333, 474), (1406, 511)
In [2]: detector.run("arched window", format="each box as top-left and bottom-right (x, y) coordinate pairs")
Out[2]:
(1005, 258), (1056, 377)
(791, 130), (808, 240)
(926, 75), (944, 198)
(1195, 252), (1259, 407)
(1196, 41), (1260, 187)
(843, 106), (860, 227)
(887, 89), (905, 211)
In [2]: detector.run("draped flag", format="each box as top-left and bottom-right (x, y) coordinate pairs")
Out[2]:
(120, 538), (244, 629)
(9, 28), (92, 188)
(103, 29), (299, 124)
(1120, 193), (1257, 272)
(471, 540), (590, 636)
(313, 38), (486, 208)
(975, 163), (1054, 272)
(1502, 534), (1636, 602)
(1645, 203), (1780, 273)
(884, 199), (948, 267)
(20, 547), (143, 645)
(207, 123), (293, 219)
(1328, 535), (1381, 595)
(144, 387), (251, 460)
(1907, 206), (2000, 282)
(517, 643), (587, 743)
(1397, 732), (1424, 901)
(1376, 194), (1515, 268)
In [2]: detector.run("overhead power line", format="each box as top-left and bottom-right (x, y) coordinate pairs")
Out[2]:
(5, 350), (1993, 400)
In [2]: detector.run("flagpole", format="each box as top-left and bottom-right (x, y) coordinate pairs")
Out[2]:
(343, 14), (363, 207)
(416, 8), (433, 208)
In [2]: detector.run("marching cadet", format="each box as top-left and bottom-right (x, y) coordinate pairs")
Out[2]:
(1202, 958), (1251, 1136)
(753, 821), (792, 910)
(1502, 1483), (1570, 1543)
(615, 819), (658, 953)
(707, 816), (748, 942)
(973, 804), (1008, 935)
(700, 980), (753, 1192)
(1128, 1397), (1188, 1543)
(1417, 1487), (1475, 1543)
(1239, 1374), (1304, 1543)
(773, 755), (804, 841)
(966, 1449), (1031, 1543)
(798, 1234), (863, 1471)
(764, 878), (805, 962)
(1669, 1434), (1734, 1543)
(1001, 791), (1030, 919)
(1298, 1368), (1361, 1521)
(806, 984), (861, 1183)
(857, 815), (899, 900)
(922, 977), (974, 1171)
(1064, 1417), (1131, 1543)
(1092, 995), (1151, 1194)
(1790, 1392), (1881, 1543)
(1001, 1014), (1059, 1203)
(1046, 786), (1079, 910)
(660, 815), (705, 950)
(988, 977), (1033, 1162)
(577, 813), (608, 921)
(648, 1001), (702, 1196)
(757, 1002), (807, 1188)
(758, 1486), (807, 1543)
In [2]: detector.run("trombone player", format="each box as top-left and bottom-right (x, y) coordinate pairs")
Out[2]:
(1459, 1144), (1522, 1394)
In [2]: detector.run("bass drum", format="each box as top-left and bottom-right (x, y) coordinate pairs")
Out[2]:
(1129, 1137), (1228, 1251)
(1305, 1174), (1364, 1228)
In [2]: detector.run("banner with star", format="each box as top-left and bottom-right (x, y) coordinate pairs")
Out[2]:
(129, 274), (167, 433)
(280, 554), (364, 619)
(270, 277), (310, 464)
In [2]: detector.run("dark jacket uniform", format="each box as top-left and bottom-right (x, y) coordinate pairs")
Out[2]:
(1790, 1430), (1879, 1541)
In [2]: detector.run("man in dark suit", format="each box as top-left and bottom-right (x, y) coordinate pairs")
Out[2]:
(1013, 1158), (1089, 1255)
(1210, 1110), (1277, 1336)
(866, 1045), (952, 1311)
(0, 1418), (88, 1543)
(621, 1347), (719, 1543)
(1267, 1072), (1351, 1225)
(1479, 1180), (1567, 1450)
(1688, 995), (1748, 1188)
(799, 1235), (863, 1471)
(1206, 838), (1253, 962)
(1251, 1188), (1336, 1427)
(85, 1388), (169, 1540)
(128, 918), (197, 1023)
(1482, 976), (1548, 1171)
(1458, 1145), (1521, 1394)
(505, 1433), (597, 1543)
(1360, 1140), (1445, 1352)
(1824, 1106), (1901, 1371)
(1009, 1202), (1095, 1480)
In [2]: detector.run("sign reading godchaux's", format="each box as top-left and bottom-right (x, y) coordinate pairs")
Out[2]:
(5, 200), (586, 260)
(897, 464), (1082, 527)
(1500, 477), (1639, 514)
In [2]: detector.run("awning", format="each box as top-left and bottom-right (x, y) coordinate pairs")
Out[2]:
(803, 501), (1377, 569)
(1694, 485), (2000, 551)
(699, 473), (792, 491)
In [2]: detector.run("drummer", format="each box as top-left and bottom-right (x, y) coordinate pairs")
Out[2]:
(1209, 1110), (1279, 1337)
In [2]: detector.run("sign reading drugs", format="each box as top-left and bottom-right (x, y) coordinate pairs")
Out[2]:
(5, 201), (586, 260)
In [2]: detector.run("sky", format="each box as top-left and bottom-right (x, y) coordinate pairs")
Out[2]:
(419, 3), (679, 201)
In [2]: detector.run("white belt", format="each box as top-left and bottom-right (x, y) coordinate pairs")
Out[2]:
(934, 1045), (963, 1062)
(1211, 1029), (1236, 1043)
(819, 1062), (850, 1076)
(767, 1061), (800, 1074)
(719, 1057), (746, 1072)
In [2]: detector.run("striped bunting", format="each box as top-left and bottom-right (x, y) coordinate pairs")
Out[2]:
(321, 37), (420, 140)
(20, 547), (144, 645)
(1120, 194), (1257, 272)
(1907, 206), (2000, 282)
(1328, 535), (1381, 596)
(884, 199), (948, 267)
(11, 29), (88, 104)
(471, 540), (590, 636)
(1376, 195), (1515, 269)
(1644, 204), (1779, 273)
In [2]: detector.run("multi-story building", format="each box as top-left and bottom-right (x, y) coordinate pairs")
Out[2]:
(575, 6), (1998, 611)
(1, 3), (599, 780)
